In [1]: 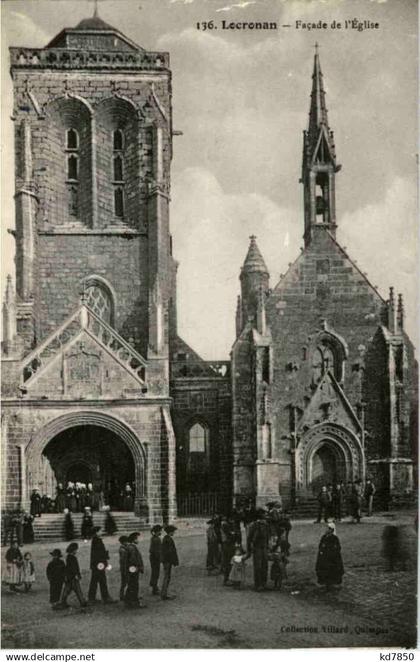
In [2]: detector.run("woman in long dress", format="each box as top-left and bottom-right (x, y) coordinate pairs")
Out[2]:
(315, 522), (344, 589)
(4, 542), (23, 592)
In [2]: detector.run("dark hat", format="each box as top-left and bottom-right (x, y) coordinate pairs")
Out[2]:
(50, 548), (62, 557)
(266, 501), (275, 508)
(206, 519), (214, 525)
(151, 525), (162, 533)
(118, 535), (129, 544)
(128, 531), (140, 542)
(66, 542), (78, 554)
(164, 525), (177, 534)
(92, 526), (101, 534)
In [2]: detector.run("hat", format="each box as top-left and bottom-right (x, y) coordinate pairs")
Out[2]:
(92, 526), (101, 534)
(66, 542), (78, 554)
(327, 521), (336, 532)
(84, 506), (91, 511)
(50, 548), (62, 557)
(164, 525), (177, 534)
(119, 535), (129, 544)
(206, 519), (214, 525)
(128, 531), (140, 542)
(151, 525), (162, 533)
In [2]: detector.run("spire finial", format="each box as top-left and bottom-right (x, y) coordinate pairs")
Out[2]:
(249, 234), (256, 242)
(314, 42), (319, 55)
(93, 0), (98, 17)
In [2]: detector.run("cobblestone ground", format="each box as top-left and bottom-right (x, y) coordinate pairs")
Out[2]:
(1, 511), (417, 649)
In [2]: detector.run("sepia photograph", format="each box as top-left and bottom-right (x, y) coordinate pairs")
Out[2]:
(0, 0), (418, 652)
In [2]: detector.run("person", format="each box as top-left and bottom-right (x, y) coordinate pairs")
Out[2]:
(118, 535), (129, 601)
(103, 505), (118, 536)
(22, 552), (35, 592)
(55, 483), (66, 512)
(4, 541), (23, 592)
(364, 479), (376, 517)
(231, 506), (243, 545)
(331, 484), (343, 522)
(81, 507), (94, 541)
(124, 532), (145, 608)
(220, 515), (236, 586)
(352, 480), (363, 523)
(243, 500), (257, 536)
(46, 549), (66, 608)
(315, 522), (344, 590)
(30, 489), (42, 518)
(266, 502), (281, 546)
(66, 483), (77, 513)
(278, 510), (292, 548)
(206, 519), (220, 574)
(41, 493), (52, 514)
(60, 542), (87, 608)
(149, 525), (162, 595)
(123, 483), (134, 511)
(23, 512), (35, 544)
(63, 508), (75, 541)
(87, 527), (114, 605)
(228, 544), (247, 589)
(315, 486), (331, 523)
(269, 543), (288, 590)
(247, 509), (269, 591)
(160, 525), (179, 600)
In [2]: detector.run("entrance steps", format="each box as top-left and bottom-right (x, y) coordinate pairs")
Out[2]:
(290, 497), (319, 519)
(32, 512), (147, 542)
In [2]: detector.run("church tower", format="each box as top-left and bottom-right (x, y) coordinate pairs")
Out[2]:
(301, 46), (341, 247)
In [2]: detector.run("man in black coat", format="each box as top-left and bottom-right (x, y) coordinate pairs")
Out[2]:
(46, 548), (66, 607)
(149, 525), (162, 595)
(247, 509), (269, 591)
(160, 525), (179, 600)
(87, 527), (115, 605)
(30, 489), (42, 517)
(124, 531), (145, 609)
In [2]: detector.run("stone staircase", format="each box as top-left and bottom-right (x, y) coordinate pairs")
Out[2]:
(290, 497), (319, 519)
(33, 512), (147, 542)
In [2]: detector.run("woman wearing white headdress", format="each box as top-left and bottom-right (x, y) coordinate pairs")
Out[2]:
(315, 521), (344, 590)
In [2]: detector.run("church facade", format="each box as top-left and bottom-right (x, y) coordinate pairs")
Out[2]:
(1, 18), (417, 521)
(232, 51), (417, 509)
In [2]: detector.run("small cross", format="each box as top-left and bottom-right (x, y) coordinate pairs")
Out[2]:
(249, 234), (257, 241)
(314, 42), (320, 55)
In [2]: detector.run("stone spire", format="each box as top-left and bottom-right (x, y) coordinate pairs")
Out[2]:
(301, 47), (341, 247)
(388, 286), (397, 333)
(240, 236), (270, 328)
(241, 235), (269, 276)
(397, 293), (404, 331)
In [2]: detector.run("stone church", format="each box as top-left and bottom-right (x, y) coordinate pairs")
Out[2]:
(1, 16), (417, 522)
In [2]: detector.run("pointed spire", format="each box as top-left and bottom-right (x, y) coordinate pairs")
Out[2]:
(308, 44), (329, 137)
(235, 295), (243, 338)
(93, 0), (99, 17)
(388, 286), (397, 333)
(241, 236), (269, 276)
(5, 274), (14, 305)
(397, 293), (404, 331)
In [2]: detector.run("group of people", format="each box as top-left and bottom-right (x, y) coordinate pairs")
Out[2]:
(30, 480), (136, 516)
(206, 501), (292, 592)
(316, 479), (376, 524)
(3, 510), (35, 547)
(4, 524), (180, 609)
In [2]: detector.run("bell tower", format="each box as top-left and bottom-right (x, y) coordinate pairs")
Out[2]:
(301, 45), (341, 247)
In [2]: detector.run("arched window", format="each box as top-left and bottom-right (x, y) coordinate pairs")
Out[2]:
(67, 154), (78, 181)
(114, 187), (124, 218)
(311, 340), (344, 384)
(66, 128), (79, 150)
(113, 129), (124, 151)
(113, 155), (124, 182)
(189, 423), (207, 453)
(68, 186), (78, 217)
(83, 280), (114, 325)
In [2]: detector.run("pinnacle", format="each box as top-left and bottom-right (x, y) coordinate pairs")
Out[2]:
(241, 236), (269, 274)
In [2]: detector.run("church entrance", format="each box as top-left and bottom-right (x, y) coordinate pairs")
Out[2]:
(41, 424), (136, 511)
(310, 442), (345, 493)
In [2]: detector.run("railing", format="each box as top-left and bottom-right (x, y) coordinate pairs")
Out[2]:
(10, 47), (169, 71)
(177, 492), (221, 517)
(21, 304), (147, 388)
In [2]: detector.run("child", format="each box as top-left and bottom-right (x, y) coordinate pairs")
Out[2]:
(104, 505), (118, 536)
(22, 552), (35, 592)
(118, 536), (129, 601)
(59, 542), (87, 608)
(160, 525), (179, 600)
(63, 508), (75, 541)
(270, 544), (288, 590)
(81, 507), (93, 541)
(4, 541), (23, 592)
(206, 519), (219, 574)
(228, 544), (247, 589)
(46, 549), (66, 607)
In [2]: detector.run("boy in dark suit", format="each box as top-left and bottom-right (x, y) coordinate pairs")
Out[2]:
(149, 525), (162, 595)
(124, 531), (145, 609)
(160, 525), (179, 600)
(60, 543), (87, 608)
(87, 526), (115, 605)
(46, 548), (66, 607)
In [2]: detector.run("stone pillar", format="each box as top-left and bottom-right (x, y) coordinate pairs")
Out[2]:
(2, 275), (17, 355)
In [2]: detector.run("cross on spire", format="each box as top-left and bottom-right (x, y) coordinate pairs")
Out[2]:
(314, 42), (320, 55)
(93, 0), (99, 17)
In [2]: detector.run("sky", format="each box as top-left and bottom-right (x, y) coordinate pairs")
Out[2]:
(1, 0), (418, 358)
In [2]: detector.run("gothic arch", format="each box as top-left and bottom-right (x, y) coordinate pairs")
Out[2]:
(295, 422), (364, 491)
(25, 410), (146, 499)
(81, 274), (117, 326)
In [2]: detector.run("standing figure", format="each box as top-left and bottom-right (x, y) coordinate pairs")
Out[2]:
(149, 525), (162, 595)
(269, 543), (288, 590)
(220, 516), (236, 586)
(228, 544), (247, 589)
(23, 513), (34, 544)
(124, 532), (145, 609)
(55, 483), (66, 513)
(247, 509), (270, 591)
(81, 507), (94, 541)
(30, 489), (42, 518)
(46, 549), (66, 608)
(206, 519), (220, 573)
(331, 484), (343, 522)
(4, 541), (23, 592)
(67, 484), (77, 513)
(63, 508), (75, 541)
(243, 500), (257, 537)
(87, 527), (114, 605)
(315, 522), (344, 590)
(118, 536), (129, 601)
(160, 525), (179, 600)
(278, 511), (292, 548)
(60, 543), (87, 608)
(231, 506), (243, 545)
(103, 506), (118, 536)
(13, 510), (24, 546)
(123, 483), (133, 511)
(315, 486), (331, 523)
(364, 479), (376, 517)
(22, 552), (36, 592)
(79, 483), (87, 512)
(86, 483), (94, 510)
(352, 480), (362, 523)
